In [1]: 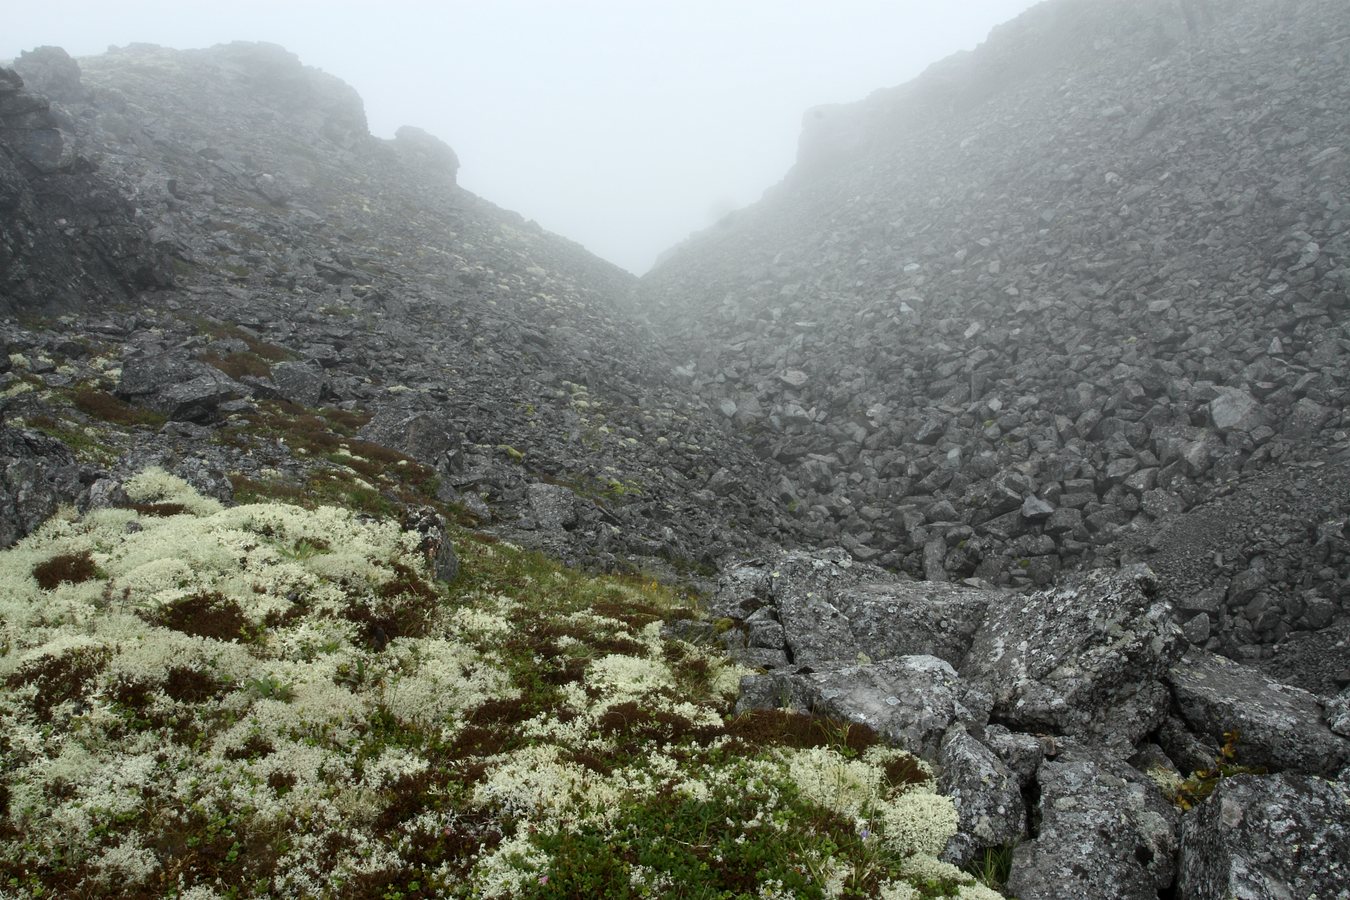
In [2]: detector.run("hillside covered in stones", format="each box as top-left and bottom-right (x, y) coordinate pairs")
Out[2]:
(1, 40), (796, 579)
(638, 0), (1350, 677)
(2, 1), (1350, 898)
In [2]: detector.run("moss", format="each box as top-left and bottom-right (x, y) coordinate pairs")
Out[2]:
(69, 387), (165, 428)
(32, 551), (100, 590)
(200, 350), (272, 380)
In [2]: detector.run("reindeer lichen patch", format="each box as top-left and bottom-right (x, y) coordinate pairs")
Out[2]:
(0, 472), (993, 898)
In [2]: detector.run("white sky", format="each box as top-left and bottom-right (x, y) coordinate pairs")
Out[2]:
(3, 1), (1039, 273)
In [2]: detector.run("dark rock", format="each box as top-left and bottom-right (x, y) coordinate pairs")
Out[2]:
(736, 655), (990, 760)
(1168, 649), (1350, 776)
(938, 723), (1025, 866)
(1007, 743), (1178, 900)
(269, 361), (330, 407)
(0, 426), (84, 549)
(116, 355), (243, 422)
(1177, 774), (1350, 900)
(961, 565), (1184, 751)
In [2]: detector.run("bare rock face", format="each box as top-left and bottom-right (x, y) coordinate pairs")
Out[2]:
(12, 46), (84, 102)
(1007, 743), (1179, 900)
(1168, 649), (1350, 776)
(1177, 774), (1350, 900)
(0, 62), (169, 314)
(960, 564), (1185, 751)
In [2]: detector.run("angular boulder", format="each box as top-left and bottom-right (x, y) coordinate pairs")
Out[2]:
(713, 549), (994, 668)
(1177, 774), (1350, 900)
(1007, 743), (1178, 900)
(357, 407), (461, 470)
(269, 360), (330, 407)
(960, 565), (1184, 751)
(0, 426), (83, 549)
(938, 723), (1025, 866)
(736, 655), (990, 760)
(1168, 649), (1350, 776)
(116, 355), (244, 422)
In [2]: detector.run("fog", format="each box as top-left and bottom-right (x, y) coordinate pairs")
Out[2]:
(3, 1), (1038, 274)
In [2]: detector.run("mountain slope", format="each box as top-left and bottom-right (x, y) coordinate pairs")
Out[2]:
(637, 0), (1350, 662)
(1, 42), (797, 577)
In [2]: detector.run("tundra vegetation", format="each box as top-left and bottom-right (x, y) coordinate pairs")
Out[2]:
(0, 470), (998, 899)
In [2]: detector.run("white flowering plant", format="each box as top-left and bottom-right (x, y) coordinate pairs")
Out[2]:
(0, 470), (1000, 898)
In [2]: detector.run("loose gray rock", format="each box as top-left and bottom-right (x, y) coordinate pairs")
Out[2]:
(714, 549), (994, 668)
(1168, 649), (1350, 776)
(525, 482), (577, 531)
(1007, 743), (1178, 900)
(961, 565), (1184, 751)
(737, 655), (990, 760)
(116, 356), (243, 423)
(0, 426), (83, 549)
(269, 360), (330, 407)
(1177, 774), (1350, 900)
(937, 723), (1025, 866)
(357, 407), (461, 470)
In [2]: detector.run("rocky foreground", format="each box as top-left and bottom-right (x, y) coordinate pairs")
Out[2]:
(3, 0), (1350, 896)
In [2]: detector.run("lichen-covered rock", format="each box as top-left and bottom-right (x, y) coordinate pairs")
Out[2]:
(1007, 743), (1178, 900)
(960, 565), (1184, 751)
(1177, 774), (1350, 900)
(1168, 649), (1350, 776)
(116, 355), (244, 422)
(937, 723), (1025, 866)
(525, 482), (577, 531)
(268, 360), (330, 407)
(0, 426), (83, 549)
(712, 549), (994, 668)
(1329, 687), (1350, 739)
(737, 655), (990, 760)
(357, 407), (462, 471)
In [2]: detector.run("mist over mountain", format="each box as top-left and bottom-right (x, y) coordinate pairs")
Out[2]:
(2, 1), (1349, 897)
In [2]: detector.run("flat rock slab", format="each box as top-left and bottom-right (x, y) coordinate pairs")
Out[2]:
(1008, 743), (1178, 900)
(1177, 774), (1350, 900)
(1168, 649), (1350, 776)
(737, 655), (990, 760)
(960, 564), (1184, 751)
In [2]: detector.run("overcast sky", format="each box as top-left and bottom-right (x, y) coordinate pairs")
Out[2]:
(4, 1), (1039, 273)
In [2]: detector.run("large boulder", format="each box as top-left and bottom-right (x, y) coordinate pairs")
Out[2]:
(357, 407), (461, 470)
(0, 426), (84, 549)
(712, 549), (994, 668)
(937, 723), (1026, 866)
(12, 46), (84, 102)
(1007, 743), (1179, 900)
(737, 655), (990, 760)
(1168, 649), (1350, 776)
(392, 125), (460, 186)
(960, 565), (1185, 751)
(116, 355), (244, 422)
(1177, 774), (1350, 900)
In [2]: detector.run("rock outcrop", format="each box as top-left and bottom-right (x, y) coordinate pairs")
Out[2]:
(0, 54), (168, 313)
